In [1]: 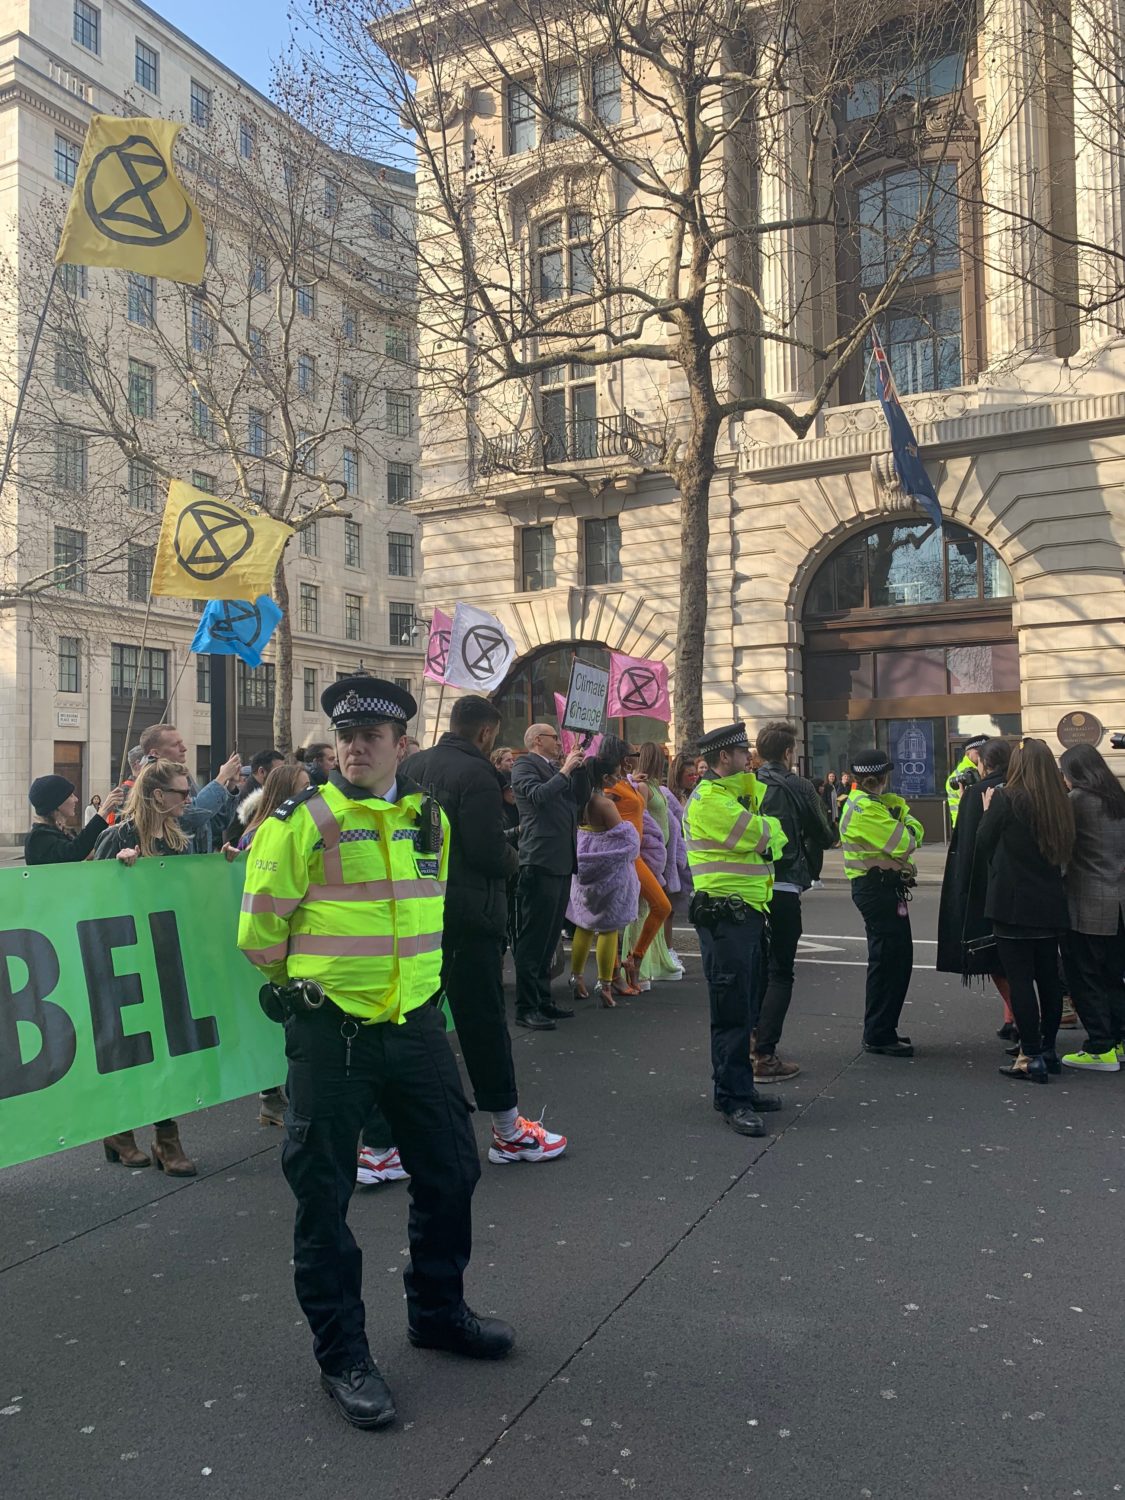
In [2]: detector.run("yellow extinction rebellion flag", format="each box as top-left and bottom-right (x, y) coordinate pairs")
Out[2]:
(55, 115), (205, 285)
(151, 481), (295, 601)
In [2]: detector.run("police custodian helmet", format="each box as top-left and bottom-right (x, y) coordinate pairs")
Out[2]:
(321, 674), (418, 731)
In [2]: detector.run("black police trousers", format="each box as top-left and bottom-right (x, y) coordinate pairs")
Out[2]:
(282, 1000), (481, 1375)
(696, 909), (766, 1111)
(850, 870), (913, 1046)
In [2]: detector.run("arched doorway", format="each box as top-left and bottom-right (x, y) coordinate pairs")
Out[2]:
(802, 520), (1020, 840)
(492, 641), (670, 751)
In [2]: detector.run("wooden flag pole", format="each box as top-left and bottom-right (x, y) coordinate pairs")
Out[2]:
(430, 682), (446, 746)
(0, 262), (60, 504)
(117, 592), (156, 783)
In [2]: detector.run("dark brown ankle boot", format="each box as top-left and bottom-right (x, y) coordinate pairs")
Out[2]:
(152, 1122), (197, 1176)
(103, 1130), (151, 1167)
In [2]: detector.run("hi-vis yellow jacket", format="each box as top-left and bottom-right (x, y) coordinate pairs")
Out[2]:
(838, 788), (923, 880)
(683, 771), (787, 911)
(237, 778), (449, 1023)
(945, 754), (976, 828)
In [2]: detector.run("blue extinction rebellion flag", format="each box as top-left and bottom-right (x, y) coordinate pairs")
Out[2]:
(190, 594), (281, 668)
(870, 324), (943, 530)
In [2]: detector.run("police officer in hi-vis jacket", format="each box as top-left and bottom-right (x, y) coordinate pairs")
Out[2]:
(238, 676), (513, 1431)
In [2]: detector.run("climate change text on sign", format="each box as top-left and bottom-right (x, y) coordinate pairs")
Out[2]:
(562, 659), (610, 736)
(0, 857), (283, 1170)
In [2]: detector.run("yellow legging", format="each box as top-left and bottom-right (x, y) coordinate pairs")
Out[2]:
(571, 928), (621, 982)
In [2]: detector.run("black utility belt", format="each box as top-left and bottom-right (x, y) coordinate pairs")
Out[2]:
(689, 891), (758, 930)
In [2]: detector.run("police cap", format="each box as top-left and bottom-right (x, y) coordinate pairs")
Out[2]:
(850, 748), (893, 777)
(321, 674), (417, 731)
(698, 722), (750, 755)
(964, 734), (989, 752)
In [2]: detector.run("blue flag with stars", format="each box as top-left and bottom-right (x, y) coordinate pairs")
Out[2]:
(190, 594), (281, 668)
(871, 324), (943, 529)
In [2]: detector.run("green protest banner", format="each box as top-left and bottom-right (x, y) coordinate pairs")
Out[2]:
(0, 855), (284, 1170)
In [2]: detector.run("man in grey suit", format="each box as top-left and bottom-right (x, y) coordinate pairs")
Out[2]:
(510, 724), (584, 1030)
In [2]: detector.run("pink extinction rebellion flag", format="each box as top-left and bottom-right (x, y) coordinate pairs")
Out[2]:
(607, 651), (670, 721)
(424, 607), (453, 684)
(554, 693), (602, 758)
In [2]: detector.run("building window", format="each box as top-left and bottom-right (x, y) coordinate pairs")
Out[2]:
(298, 352), (316, 396)
(345, 518), (362, 567)
(129, 458), (157, 511)
(111, 644), (166, 698)
(248, 408), (268, 456)
(55, 429), (87, 492)
(592, 55), (622, 124)
(299, 582), (319, 633)
(128, 273), (155, 327)
(387, 461), (412, 505)
(190, 78), (212, 128)
(58, 635), (81, 693)
(249, 326), (268, 372)
(196, 654), (210, 703)
(540, 361), (597, 461)
(191, 296), (214, 354)
(128, 359), (155, 417)
(804, 521), (1013, 616)
(385, 323), (409, 362)
(249, 249), (269, 293)
(521, 526), (556, 591)
(299, 519), (319, 558)
(55, 134), (81, 186)
(389, 601), (414, 645)
(135, 39), (159, 94)
(388, 531), (413, 577)
(191, 469), (216, 493)
(191, 392), (215, 442)
(324, 175), (340, 218)
(345, 593), (363, 641)
(303, 667), (317, 712)
(73, 1), (99, 53)
(537, 214), (594, 302)
(237, 661), (275, 710)
(128, 543), (153, 602)
(844, 21), (966, 122)
(372, 202), (393, 239)
(386, 390), (413, 437)
(54, 333), (86, 392)
(342, 305), (358, 345)
(548, 64), (580, 140)
(507, 80), (536, 154)
(584, 517), (622, 585)
(343, 447), (359, 493)
(340, 374), (358, 422)
(61, 263), (87, 299)
(394, 676), (412, 694)
(239, 118), (256, 159)
(296, 280), (316, 317)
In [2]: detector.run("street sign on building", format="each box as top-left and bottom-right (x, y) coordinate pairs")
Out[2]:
(562, 658), (609, 738)
(57, 711), (81, 728)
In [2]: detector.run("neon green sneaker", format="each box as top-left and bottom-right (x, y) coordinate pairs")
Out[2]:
(1116, 1043), (1125, 1064)
(1061, 1048), (1120, 1073)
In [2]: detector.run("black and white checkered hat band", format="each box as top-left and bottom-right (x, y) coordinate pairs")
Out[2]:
(334, 694), (407, 722)
(852, 754), (892, 775)
(705, 728), (748, 751)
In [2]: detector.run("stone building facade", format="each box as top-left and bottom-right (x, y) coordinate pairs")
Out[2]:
(403, 0), (1125, 838)
(0, 0), (421, 844)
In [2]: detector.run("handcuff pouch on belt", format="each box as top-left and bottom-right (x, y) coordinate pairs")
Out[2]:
(689, 890), (752, 930)
(259, 979), (327, 1024)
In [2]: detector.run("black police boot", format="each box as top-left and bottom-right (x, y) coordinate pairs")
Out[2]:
(720, 1107), (768, 1138)
(540, 1002), (575, 1020)
(408, 1306), (515, 1360)
(515, 1011), (556, 1031)
(863, 1039), (914, 1057)
(750, 1093), (784, 1113)
(319, 1361), (397, 1429)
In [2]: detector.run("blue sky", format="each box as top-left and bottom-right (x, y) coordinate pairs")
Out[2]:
(148, 1), (295, 97)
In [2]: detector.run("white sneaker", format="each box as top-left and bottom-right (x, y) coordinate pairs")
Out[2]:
(667, 948), (686, 972)
(488, 1114), (568, 1165)
(357, 1145), (409, 1185)
(810, 879), (824, 890)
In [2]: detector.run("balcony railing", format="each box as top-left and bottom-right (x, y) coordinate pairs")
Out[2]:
(477, 413), (664, 478)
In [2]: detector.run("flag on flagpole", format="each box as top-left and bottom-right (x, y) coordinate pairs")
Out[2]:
(607, 651), (670, 721)
(55, 116), (205, 285)
(444, 603), (517, 692)
(869, 322), (943, 529)
(150, 480), (294, 600)
(190, 595), (282, 668)
(424, 607), (452, 684)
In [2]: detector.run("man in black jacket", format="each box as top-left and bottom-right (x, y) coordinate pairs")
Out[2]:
(510, 724), (584, 1029)
(752, 721), (836, 1082)
(403, 698), (567, 1166)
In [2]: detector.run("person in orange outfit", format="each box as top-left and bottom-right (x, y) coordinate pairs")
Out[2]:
(602, 736), (673, 990)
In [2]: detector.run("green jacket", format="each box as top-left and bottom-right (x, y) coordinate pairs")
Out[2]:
(838, 788), (923, 880)
(945, 754), (976, 828)
(683, 771), (786, 911)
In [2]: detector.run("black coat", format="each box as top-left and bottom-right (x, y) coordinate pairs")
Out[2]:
(510, 753), (578, 874)
(24, 814), (107, 865)
(976, 787), (1069, 933)
(935, 771), (1005, 975)
(402, 735), (518, 940)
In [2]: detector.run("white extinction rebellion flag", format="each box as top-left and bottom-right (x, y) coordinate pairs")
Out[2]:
(443, 603), (517, 692)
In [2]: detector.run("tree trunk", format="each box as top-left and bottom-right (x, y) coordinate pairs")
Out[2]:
(272, 561), (293, 754)
(673, 406), (720, 750)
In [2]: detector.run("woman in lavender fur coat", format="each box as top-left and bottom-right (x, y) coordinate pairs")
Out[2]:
(568, 748), (641, 1008)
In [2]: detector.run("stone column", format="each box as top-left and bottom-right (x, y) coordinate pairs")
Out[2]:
(980, 0), (1053, 366)
(757, 36), (817, 403)
(1072, 0), (1125, 348)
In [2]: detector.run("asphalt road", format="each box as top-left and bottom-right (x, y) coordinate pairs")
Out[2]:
(3, 887), (1123, 1500)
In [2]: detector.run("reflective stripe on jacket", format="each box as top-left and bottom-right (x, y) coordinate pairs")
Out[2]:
(838, 788), (923, 880)
(236, 779), (449, 1023)
(945, 754), (975, 828)
(682, 771), (786, 910)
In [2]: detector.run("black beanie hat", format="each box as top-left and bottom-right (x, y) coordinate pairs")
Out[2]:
(29, 774), (76, 816)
